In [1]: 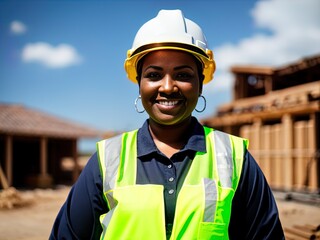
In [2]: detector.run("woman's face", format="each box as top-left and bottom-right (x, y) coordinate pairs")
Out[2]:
(139, 50), (202, 126)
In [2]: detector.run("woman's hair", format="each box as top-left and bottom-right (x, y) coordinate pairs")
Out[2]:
(136, 51), (205, 88)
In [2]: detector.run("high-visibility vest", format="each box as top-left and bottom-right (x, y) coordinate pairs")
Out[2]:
(97, 126), (248, 240)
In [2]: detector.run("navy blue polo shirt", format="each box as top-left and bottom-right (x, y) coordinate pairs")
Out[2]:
(50, 117), (284, 240)
(136, 118), (205, 225)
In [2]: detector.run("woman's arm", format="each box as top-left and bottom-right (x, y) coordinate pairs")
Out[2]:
(50, 152), (108, 239)
(229, 151), (285, 239)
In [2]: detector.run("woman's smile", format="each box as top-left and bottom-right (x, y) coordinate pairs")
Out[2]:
(155, 99), (184, 115)
(157, 100), (179, 106)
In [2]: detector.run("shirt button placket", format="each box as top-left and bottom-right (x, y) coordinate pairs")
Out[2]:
(166, 163), (176, 196)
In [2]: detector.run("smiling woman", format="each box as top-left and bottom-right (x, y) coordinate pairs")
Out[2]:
(140, 50), (201, 127)
(50, 9), (285, 240)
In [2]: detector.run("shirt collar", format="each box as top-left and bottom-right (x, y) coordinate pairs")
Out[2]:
(137, 117), (206, 157)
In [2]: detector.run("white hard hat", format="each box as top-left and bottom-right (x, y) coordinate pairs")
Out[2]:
(124, 9), (216, 84)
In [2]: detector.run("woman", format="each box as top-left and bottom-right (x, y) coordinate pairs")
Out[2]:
(50, 10), (284, 239)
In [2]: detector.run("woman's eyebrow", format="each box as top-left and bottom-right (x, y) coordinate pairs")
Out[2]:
(174, 65), (194, 71)
(144, 65), (163, 71)
(144, 65), (194, 71)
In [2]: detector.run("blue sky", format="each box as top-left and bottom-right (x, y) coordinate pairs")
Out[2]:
(1, 0), (320, 152)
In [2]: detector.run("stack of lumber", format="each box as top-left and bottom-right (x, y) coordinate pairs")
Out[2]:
(285, 224), (320, 240)
(0, 187), (34, 209)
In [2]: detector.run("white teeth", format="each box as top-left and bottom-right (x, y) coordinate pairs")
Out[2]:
(159, 100), (179, 106)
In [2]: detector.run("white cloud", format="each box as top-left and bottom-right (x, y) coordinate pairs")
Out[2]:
(10, 21), (27, 35)
(252, 0), (320, 33)
(21, 42), (83, 68)
(208, 0), (320, 93)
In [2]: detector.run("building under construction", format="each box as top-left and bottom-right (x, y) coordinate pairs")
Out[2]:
(0, 104), (100, 189)
(202, 54), (320, 193)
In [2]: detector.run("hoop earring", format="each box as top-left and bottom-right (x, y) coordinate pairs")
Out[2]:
(195, 95), (206, 113)
(135, 95), (145, 113)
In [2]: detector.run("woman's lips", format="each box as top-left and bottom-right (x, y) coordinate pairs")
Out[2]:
(157, 100), (179, 106)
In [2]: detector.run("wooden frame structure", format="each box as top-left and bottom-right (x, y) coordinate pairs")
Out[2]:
(202, 54), (320, 192)
(0, 104), (99, 188)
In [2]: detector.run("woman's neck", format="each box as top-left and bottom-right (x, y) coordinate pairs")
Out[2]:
(148, 117), (194, 158)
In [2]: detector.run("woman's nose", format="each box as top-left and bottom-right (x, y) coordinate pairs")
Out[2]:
(159, 75), (178, 94)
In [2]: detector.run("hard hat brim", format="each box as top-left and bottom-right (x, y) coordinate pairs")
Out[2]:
(124, 42), (215, 84)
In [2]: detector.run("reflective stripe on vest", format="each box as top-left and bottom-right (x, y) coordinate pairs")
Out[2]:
(97, 126), (248, 240)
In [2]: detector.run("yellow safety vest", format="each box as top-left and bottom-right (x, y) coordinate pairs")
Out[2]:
(97, 126), (248, 240)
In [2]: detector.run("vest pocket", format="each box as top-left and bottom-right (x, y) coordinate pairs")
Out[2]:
(101, 185), (167, 240)
(198, 222), (228, 239)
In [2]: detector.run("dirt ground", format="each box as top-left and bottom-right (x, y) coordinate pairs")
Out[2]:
(0, 186), (319, 240)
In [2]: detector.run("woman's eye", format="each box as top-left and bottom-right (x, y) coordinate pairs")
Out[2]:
(176, 72), (193, 80)
(144, 72), (162, 80)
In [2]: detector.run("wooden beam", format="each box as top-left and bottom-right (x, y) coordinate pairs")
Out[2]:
(282, 114), (293, 190)
(231, 66), (274, 75)
(0, 163), (9, 189)
(202, 101), (319, 128)
(308, 116), (318, 190)
(211, 81), (319, 116)
(40, 137), (48, 176)
(273, 124), (282, 189)
(5, 135), (12, 186)
(72, 139), (79, 183)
